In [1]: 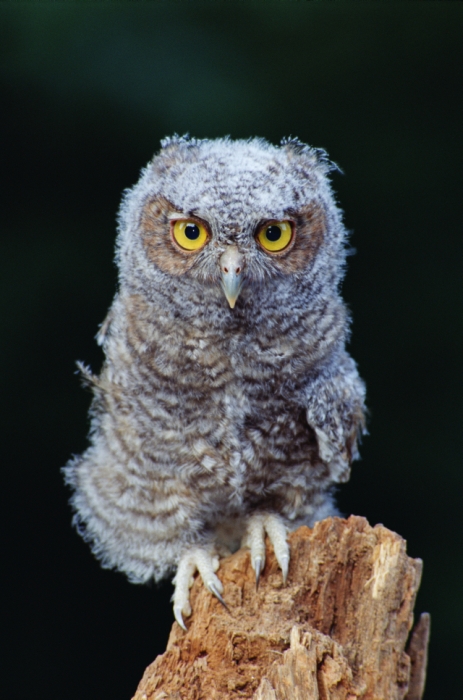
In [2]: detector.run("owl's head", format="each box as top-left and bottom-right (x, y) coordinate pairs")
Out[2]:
(117, 136), (347, 310)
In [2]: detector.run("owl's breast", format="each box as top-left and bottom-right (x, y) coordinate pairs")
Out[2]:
(106, 293), (325, 519)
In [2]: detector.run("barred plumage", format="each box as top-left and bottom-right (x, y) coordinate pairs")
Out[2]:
(64, 135), (366, 628)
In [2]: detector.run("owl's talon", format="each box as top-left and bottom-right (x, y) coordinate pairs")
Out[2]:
(244, 513), (290, 586)
(264, 513), (290, 581)
(174, 605), (188, 631)
(254, 555), (263, 589)
(173, 547), (225, 623)
(245, 515), (266, 585)
(172, 552), (196, 631)
(207, 580), (229, 610)
(280, 554), (289, 585)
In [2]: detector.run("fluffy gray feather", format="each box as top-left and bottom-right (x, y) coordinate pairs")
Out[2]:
(64, 135), (366, 608)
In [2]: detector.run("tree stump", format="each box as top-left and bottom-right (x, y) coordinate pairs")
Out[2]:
(132, 516), (430, 700)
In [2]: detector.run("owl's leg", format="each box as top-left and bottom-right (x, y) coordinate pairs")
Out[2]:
(172, 547), (225, 631)
(243, 513), (289, 587)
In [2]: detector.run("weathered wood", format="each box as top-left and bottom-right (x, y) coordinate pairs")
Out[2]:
(132, 516), (429, 700)
(405, 613), (431, 700)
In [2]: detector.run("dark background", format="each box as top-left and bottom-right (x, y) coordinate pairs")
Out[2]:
(1, 3), (462, 699)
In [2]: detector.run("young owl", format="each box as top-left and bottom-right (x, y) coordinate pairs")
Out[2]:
(64, 135), (366, 629)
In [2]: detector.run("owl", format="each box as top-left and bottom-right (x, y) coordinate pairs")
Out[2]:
(64, 135), (366, 629)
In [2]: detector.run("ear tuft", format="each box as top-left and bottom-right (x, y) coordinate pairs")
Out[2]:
(280, 136), (312, 155)
(161, 133), (202, 150)
(280, 137), (341, 174)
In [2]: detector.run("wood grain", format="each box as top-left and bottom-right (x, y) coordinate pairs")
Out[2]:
(132, 516), (429, 700)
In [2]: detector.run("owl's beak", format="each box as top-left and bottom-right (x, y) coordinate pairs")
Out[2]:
(220, 245), (244, 309)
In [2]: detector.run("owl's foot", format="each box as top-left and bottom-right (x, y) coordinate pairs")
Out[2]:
(243, 513), (289, 587)
(172, 547), (225, 631)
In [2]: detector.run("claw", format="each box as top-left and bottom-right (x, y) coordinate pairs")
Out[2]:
(208, 580), (229, 611)
(280, 554), (289, 585)
(244, 513), (290, 589)
(264, 514), (290, 584)
(254, 556), (263, 589)
(174, 605), (187, 631)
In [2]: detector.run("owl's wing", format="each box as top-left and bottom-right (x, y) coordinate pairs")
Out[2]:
(304, 353), (366, 483)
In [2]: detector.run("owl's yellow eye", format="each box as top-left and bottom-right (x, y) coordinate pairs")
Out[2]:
(172, 220), (209, 251)
(256, 221), (293, 252)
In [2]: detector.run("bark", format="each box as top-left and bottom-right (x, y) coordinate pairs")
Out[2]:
(132, 516), (429, 700)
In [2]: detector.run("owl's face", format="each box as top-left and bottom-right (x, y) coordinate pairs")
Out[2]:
(117, 137), (345, 310)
